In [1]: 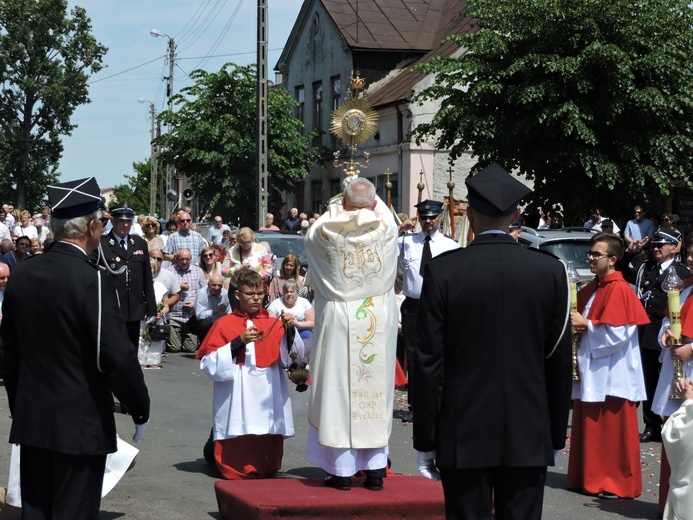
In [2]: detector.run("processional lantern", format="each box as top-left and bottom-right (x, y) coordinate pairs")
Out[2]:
(331, 72), (379, 188)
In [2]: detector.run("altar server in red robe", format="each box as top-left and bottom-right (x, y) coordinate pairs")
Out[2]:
(568, 232), (650, 498)
(197, 269), (300, 479)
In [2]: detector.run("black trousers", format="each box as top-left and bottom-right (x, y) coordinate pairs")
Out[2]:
(640, 347), (663, 431)
(20, 445), (107, 520)
(440, 466), (547, 520)
(125, 320), (140, 347)
(400, 297), (420, 409)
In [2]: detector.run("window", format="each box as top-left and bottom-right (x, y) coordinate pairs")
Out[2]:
(331, 76), (341, 110)
(375, 172), (400, 212)
(313, 81), (323, 133)
(311, 180), (323, 215)
(296, 85), (305, 133)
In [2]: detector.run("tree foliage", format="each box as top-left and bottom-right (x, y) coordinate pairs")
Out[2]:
(412, 0), (692, 219)
(111, 159), (155, 215)
(0, 0), (106, 210)
(156, 63), (322, 226)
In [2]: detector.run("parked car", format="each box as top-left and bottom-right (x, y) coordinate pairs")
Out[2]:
(517, 227), (599, 283)
(255, 231), (307, 275)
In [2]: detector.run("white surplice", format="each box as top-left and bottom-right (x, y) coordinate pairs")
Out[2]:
(303, 196), (398, 473)
(199, 319), (296, 441)
(662, 399), (693, 520)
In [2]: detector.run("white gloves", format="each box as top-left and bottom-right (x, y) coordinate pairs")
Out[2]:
(417, 450), (440, 481)
(133, 421), (148, 443)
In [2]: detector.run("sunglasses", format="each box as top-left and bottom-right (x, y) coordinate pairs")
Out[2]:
(203, 253), (215, 258)
(152, 257), (163, 262)
(180, 219), (192, 223)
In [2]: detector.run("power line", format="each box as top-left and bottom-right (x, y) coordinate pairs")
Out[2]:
(88, 56), (165, 85)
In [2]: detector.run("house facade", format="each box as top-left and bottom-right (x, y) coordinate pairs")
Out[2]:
(275, 0), (477, 219)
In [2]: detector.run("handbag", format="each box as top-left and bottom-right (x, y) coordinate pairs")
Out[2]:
(150, 319), (171, 342)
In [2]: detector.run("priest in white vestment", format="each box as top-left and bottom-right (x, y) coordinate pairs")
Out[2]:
(304, 177), (399, 491)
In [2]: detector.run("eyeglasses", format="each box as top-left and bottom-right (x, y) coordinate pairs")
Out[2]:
(586, 251), (612, 259)
(653, 243), (672, 249)
(203, 253), (215, 258)
(178, 257), (192, 261)
(152, 257), (163, 262)
(99, 217), (110, 225)
(634, 211), (643, 214)
(180, 219), (191, 223)
(145, 223), (156, 227)
(420, 216), (437, 221)
(240, 291), (264, 298)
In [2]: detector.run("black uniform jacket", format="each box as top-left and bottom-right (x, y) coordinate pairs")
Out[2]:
(95, 232), (156, 322)
(0, 241), (150, 455)
(413, 233), (572, 469)
(634, 259), (691, 350)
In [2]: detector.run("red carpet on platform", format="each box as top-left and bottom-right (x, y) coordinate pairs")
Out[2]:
(214, 475), (445, 519)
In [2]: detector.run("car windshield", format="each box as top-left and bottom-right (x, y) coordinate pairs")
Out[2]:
(539, 241), (591, 270)
(256, 235), (305, 259)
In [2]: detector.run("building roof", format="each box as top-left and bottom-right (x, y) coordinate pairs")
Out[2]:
(322, 0), (471, 51)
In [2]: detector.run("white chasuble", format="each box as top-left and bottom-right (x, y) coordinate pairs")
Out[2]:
(305, 197), (398, 449)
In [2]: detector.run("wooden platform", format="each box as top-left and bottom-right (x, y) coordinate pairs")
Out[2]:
(214, 475), (445, 519)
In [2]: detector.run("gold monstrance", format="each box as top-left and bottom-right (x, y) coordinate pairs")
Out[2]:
(331, 72), (379, 188)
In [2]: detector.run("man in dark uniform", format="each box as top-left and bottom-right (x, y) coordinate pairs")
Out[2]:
(634, 227), (690, 442)
(398, 200), (459, 422)
(94, 203), (156, 346)
(0, 177), (150, 520)
(413, 164), (572, 520)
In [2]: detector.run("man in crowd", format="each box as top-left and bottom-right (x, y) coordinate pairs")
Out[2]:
(149, 249), (180, 314)
(414, 164), (572, 519)
(0, 210), (10, 243)
(207, 216), (229, 245)
(624, 205), (655, 247)
(94, 203), (156, 346)
(635, 228), (690, 442)
(167, 248), (206, 353)
(283, 208), (300, 232)
(194, 273), (231, 341)
(163, 211), (207, 262)
(584, 208), (621, 233)
(397, 199), (459, 422)
(304, 177), (398, 491)
(0, 177), (149, 519)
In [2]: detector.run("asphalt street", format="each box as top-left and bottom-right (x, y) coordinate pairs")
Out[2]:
(0, 353), (663, 519)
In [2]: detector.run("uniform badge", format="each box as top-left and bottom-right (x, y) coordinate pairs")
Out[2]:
(115, 256), (121, 262)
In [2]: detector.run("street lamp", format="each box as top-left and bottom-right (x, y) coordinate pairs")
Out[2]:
(150, 28), (178, 215)
(138, 98), (157, 216)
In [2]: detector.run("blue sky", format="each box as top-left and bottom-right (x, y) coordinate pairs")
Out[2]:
(61, 0), (303, 190)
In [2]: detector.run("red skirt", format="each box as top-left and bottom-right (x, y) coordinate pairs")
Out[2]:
(214, 434), (284, 480)
(567, 397), (642, 498)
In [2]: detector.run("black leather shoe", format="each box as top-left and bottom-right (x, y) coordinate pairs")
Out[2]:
(402, 410), (413, 423)
(324, 475), (351, 491)
(364, 476), (383, 491)
(639, 428), (662, 443)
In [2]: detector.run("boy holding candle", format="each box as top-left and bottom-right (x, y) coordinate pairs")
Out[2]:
(568, 232), (650, 498)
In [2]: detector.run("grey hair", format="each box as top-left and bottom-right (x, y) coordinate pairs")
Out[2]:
(266, 213), (274, 220)
(283, 279), (299, 294)
(51, 209), (102, 240)
(343, 177), (376, 209)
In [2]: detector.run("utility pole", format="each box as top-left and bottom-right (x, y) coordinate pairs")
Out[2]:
(256, 0), (269, 229)
(148, 103), (157, 216)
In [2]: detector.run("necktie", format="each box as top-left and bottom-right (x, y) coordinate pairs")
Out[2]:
(420, 235), (432, 276)
(120, 238), (127, 251)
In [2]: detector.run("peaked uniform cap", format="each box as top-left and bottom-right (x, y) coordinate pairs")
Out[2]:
(48, 177), (104, 219)
(415, 199), (444, 218)
(110, 202), (135, 219)
(652, 227), (682, 245)
(465, 163), (532, 217)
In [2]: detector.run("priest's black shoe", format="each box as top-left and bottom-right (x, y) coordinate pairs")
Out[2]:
(364, 476), (383, 491)
(639, 428), (662, 443)
(324, 475), (351, 491)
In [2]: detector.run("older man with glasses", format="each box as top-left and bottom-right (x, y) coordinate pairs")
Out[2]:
(167, 248), (206, 353)
(634, 228), (691, 443)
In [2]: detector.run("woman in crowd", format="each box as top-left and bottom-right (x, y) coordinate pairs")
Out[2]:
(2, 236), (32, 271)
(13, 211), (37, 240)
(143, 216), (165, 252)
(29, 238), (42, 255)
(221, 227), (266, 284)
(267, 279), (314, 361)
(199, 246), (223, 283)
(268, 254), (304, 302)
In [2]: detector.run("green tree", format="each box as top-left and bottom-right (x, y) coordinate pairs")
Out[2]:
(111, 159), (156, 215)
(412, 0), (692, 220)
(0, 0), (106, 209)
(156, 63), (322, 225)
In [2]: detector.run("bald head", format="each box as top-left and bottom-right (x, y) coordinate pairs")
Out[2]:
(342, 178), (376, 211)
(209, 273), (224, 296)
(0, 262), (9, 291)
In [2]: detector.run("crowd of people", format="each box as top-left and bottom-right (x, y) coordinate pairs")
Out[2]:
(3, 175), (693, 519)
